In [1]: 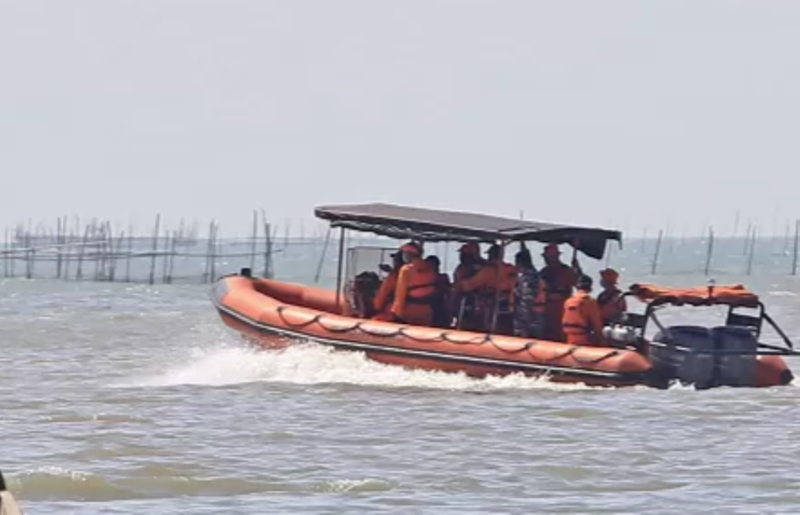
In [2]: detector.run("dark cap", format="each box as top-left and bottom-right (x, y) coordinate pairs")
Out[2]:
(577, 274), (593, 289)
(487, 244), (503, 259)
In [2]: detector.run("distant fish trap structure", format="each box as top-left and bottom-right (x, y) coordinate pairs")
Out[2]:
(1, 212), (280, 284)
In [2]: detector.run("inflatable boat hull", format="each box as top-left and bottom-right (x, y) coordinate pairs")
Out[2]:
(211, 276), (793, 388)
(211, 276), (655, 387)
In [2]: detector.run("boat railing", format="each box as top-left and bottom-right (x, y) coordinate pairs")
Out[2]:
(614, 292), (800, 356)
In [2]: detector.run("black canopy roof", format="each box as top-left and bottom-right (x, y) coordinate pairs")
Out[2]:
(314, 202), (622, 259)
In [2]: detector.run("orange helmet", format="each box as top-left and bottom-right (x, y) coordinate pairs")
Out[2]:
(458, 242), (480, 256)
(399, 241), (422, 256)
(600, 268), (619, 283)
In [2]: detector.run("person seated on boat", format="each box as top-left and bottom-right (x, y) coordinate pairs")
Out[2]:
(540, 243), (578, 341)
(349, 270), (382, 318)
(372, 250), (405, 318)
(450, 242), (484, 330)
(597, 267), (627, 325)
(562, 274), (606, 347)
(425, 255), (453, 327)
(373, 242), (438, 325)
(453, 244), (517, 334)
(512, 246), (547, 338)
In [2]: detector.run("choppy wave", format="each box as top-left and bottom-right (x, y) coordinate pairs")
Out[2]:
(116, 339), (602, 392)
(5, 466), (393, 501)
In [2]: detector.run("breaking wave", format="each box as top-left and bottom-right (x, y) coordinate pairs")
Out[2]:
(116, 335), (602, 392)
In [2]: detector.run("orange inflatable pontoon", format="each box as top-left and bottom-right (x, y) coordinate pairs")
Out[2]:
(212, 275), (653, 387)
(210, 203), (797, 389)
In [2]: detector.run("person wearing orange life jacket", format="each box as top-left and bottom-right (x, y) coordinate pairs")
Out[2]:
(425, 255), (452, 327)
(597, 267), (627, 325)
(539, 243), (578, 341)
(562, 274), (606, 346)
(372, 250), (405, 317)
(454, 244), (517, 334)
(450, 242), (484, 330)
(387, 241), (438, 326)
(512, 247), (547, 338)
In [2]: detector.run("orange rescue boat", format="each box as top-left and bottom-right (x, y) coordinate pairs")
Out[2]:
(210, 203), (796, 389)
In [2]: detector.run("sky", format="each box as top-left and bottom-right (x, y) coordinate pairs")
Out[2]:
(1, 1), (800, 237)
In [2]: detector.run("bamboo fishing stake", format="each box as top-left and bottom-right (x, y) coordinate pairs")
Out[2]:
(24, 222), (32, 280)
(125, 224), (133, 283)
(743, 222), (752, 255)
(314, 226), (332, 284)
(167, 230), (177, 284)
(203, 220), (214, 282)
(161, 230), (171, 283)
(55, 217), (63, 279)
(209, 221), (218, 282)
(148, 214), (161, 285)
(261, 210), (274, 279)
(75, 224), (90, 281)
(784, 220), (791, 256)
(650, 229), (663, 275)
(704, 227), (714, 276)
(93, 221), (104, 281)
(250, 210), (258, 271)
(63, 221), (73, 281)
(746, 226), (757, 276)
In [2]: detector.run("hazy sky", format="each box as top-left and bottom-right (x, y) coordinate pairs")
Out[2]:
(2, 1), (799, 237)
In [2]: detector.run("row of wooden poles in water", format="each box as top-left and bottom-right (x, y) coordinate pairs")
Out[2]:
(0, 212), (284, 284)
(3, 214), (800, 283)
(640, 220), (800, 276)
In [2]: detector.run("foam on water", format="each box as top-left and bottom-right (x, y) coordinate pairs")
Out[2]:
(119, 339), (603, 392)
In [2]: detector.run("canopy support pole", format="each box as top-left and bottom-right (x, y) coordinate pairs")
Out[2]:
(334, 227), (346, 313)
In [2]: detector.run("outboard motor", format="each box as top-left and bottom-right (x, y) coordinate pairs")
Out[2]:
(711, 326), (758, 386)
(650, 325), (759, 389)
(651, 326), (717, 389)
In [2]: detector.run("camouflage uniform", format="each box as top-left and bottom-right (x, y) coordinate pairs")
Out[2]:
(513, 267), (544, 338)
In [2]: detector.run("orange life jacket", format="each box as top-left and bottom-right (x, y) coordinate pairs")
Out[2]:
(476, 261), (517, 312)
(541, 263), (577, 301)
(562, 291), (598, 339)
(403, 261), (437, 304)
(454, 262), (482, 283)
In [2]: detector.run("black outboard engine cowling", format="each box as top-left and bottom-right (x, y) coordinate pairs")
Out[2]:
(650, 325), (759, 389)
